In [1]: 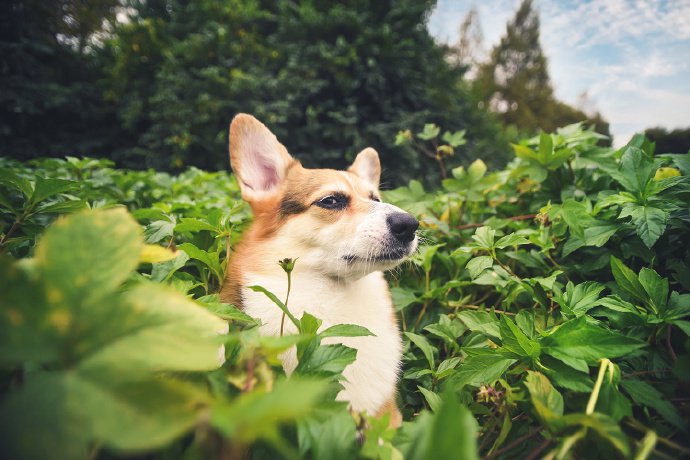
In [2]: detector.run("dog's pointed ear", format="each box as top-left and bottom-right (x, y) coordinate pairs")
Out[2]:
(229, 114), (294, 202)
(349, 147), (381, 188)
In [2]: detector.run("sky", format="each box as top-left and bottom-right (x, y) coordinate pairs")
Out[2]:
(429, 0), (690, 147)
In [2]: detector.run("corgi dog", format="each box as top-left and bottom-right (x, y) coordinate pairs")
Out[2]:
(220, 114), (419, 427)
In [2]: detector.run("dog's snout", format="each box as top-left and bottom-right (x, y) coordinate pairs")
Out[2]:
(386, 213), (419, 243)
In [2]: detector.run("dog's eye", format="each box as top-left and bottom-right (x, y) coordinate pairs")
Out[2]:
(370, 193), (381, 202)
(315, 194), (348, 210)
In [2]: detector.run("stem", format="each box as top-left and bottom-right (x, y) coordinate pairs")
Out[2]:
(243, 355), (255, 392)
(447, 302), (516, 316)
(414, 270), (431, 329)
(586, 359), (611, 415)
(0, 218), (22, 251)
(482, 427), (541, 460)
(438, 158), (448, 180)
(525, 438), (552, 460)
(280, 271), (293, 337)
(492, 250), (518, 278)
(625, 419), (690, 455)
(666, 325), (677, 362)
(456, 214), (537, 230)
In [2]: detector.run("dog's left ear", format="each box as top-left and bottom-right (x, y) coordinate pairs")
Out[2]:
(349, 147), (381, 188)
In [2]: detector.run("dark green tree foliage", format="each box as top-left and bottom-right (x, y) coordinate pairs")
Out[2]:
(645, 126), (690, 154)
(473, 0), (609, 138)
(102, 0), (508, 181)
(0, 0), (120, 160)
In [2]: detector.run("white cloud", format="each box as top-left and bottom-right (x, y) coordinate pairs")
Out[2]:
(429, 0), (690, 148)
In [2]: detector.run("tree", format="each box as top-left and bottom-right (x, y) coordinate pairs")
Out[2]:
(472, 0), (609, 138)
(446, 8), (485, 78)
(0, 0), (119, 160)
(645, 127), (690, 154)
(102, 0), (509, 182)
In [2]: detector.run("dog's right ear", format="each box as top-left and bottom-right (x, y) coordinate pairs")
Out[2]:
(229, 114), (294, 202)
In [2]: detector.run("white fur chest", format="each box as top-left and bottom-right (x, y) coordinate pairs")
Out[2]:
(242, 270), (402, 415)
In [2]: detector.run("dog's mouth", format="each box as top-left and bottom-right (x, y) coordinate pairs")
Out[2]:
(342, 247), (410, 264)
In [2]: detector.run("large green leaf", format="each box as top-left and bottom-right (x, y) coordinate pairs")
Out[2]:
(610, 256), (648, 304)
(457, 310), (501, 340)
(395, 391), (478, 460)
(619, 203), (667, 248)
(0, 373), (206, 459)
(36, 208), (142, 306)
(542, 316), (645, 364)
(524, 371), (563, 424)
(405, 332), (436, 370)
(29, 177), (77, 206)
(212, 378), (329, 445)
(78, 283), (227, 374)
(499, 315), (540, 358)
(620, 379), (685, 429)
(447, 351), (516, 389)
(609, 146), (657, 194)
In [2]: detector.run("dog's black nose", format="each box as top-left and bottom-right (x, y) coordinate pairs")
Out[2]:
(387, 213), (419, 243)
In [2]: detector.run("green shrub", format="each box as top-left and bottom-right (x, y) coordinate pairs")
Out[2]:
(1, 124), (689, 459)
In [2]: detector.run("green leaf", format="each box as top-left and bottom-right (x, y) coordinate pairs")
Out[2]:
(150, 251), (190, 282)
(638, 267), (669, 311)
(174, 217), (219, 234)
(418, 386), (442, 412)
(495, 233), (530, 249)
(609, 146), (657, 194)
(472, 226), (496, 250)
(421, 243), (444, 273)
(248, 285), (300, 330)
(178, 242), (222, 280)
(620, 379), (685, 429)
(442, 129), (467, 147)
(457, 310), (501, 340)
(300, 312), (322, 335)
(538, 132), (554, 164)
(36, 208), (142, 305)
(466, 158), (486, 178)
(29, 177), (77, 206)
(196, 295), (258, 325)
(0, 372), (207, 459)
(294, 344), (357, 377)
(554, 281), (606, 317)
(417, 123), (440, 140)
(447, 352), (516, 389)
(319, 324), (374, 339)
(143, 219), (176, 244)
(552, 413), (630, 457)
(0, 168), (33, 197)
(212, 377), (328, 444)
(35, 199), (88, 214)
(466, 255), (493, 279)
(542, 316), (645, 364)
(619, 204), (667, 248)
(499, 315), (540, 358)
(524, 371), (563, 424)
(541, 357), (593, 392)
(404, 332), (435, 370)
(78, 283), (228, 374)
(390, 286), (418, 311)
(610, 256), (648, 304)
(396, 391), (479, 460)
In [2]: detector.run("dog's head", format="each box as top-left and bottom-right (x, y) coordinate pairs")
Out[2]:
(229, 114), (418, 280)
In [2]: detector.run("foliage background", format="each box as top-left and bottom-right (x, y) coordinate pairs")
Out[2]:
(2, 1), (690, 459)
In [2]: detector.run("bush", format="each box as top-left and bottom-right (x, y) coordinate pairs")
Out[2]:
(1, 124), (689, 459)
